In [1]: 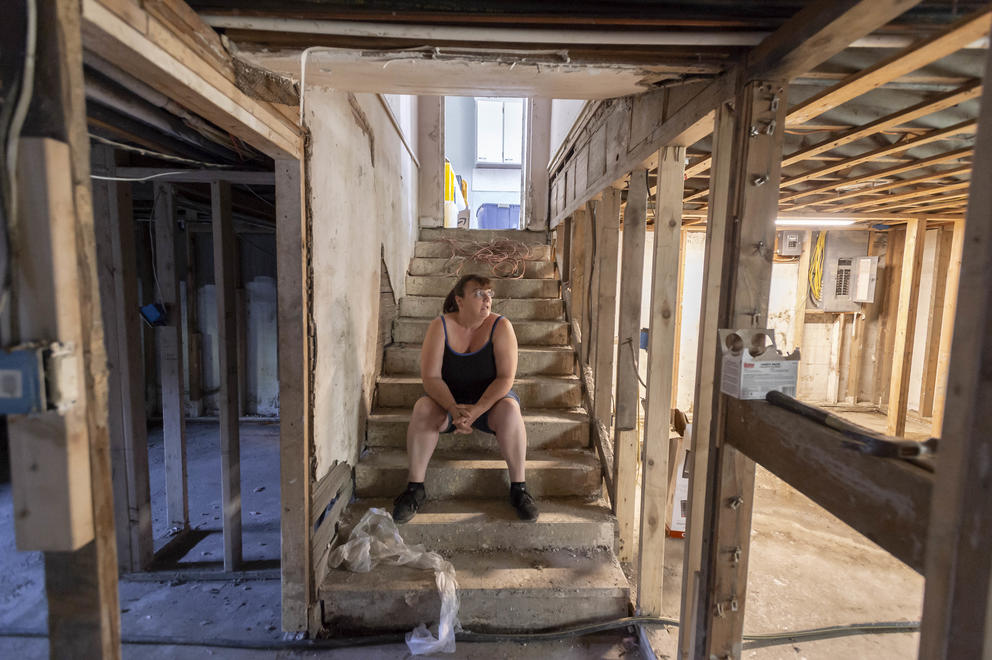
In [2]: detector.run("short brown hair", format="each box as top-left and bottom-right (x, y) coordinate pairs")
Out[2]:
(442, 274), (492, 313)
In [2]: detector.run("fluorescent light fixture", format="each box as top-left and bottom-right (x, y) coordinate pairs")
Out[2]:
(775, 218), (857, 227)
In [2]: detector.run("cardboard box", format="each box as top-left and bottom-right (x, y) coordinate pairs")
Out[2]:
(666, 424), (691, 538)
(719, 329), (799, 400)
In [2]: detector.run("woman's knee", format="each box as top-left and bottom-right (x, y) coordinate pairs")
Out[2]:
(411, 397), (446, 429)
(488, 398), (523, 434)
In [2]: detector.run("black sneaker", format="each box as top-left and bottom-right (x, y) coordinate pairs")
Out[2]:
(392, 485), (426, 524)
(510, 487), (539, 522)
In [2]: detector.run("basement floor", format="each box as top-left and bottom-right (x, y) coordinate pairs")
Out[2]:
(0, 415), (922, 658)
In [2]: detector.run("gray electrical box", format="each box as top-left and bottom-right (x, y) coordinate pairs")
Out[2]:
(821, 231), (870, 312)
(852, 255), (879, 303)
(777, 230), (803, 256)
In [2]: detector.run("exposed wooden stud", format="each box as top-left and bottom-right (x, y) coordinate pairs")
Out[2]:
(92, 146), (153, 572)
(793, 231), (812, 385)
(846, 312), (865, 403)
(691, 79), (788, 659)
(184, 217), (204, 417)
(875, 228), (905, 406)
(592, 188), (621, 438)
(276, 158), (313, 632)
(417, 96), (444, 227)
(212, 180), (242, 571)
(827, 313), (846, 404)
(671, 227), (688, 408)
(569, 208), (591, 360)
(785, 165), (972, 212)
(919, 39), (992, 653)
(930, 219), (966, 436)
(153, 182), (189, 532)
(637, 148), (686, 615)
(919, 227), (955, 417)
(828, 180), (971, 212)
(886, 218), (926, 437)
(614, 168), (648, 564)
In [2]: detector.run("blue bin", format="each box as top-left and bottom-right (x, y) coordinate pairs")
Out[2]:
(476, 203), (520, 230)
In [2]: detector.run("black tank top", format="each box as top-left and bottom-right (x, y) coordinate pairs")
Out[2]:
(441, 315), (502, 404)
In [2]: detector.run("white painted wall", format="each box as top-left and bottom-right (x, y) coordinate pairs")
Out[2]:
(550, 100), (586, 160)
(307, 89), (419, 478)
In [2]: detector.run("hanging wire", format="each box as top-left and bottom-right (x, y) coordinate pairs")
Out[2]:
(808, 230), (826, 306)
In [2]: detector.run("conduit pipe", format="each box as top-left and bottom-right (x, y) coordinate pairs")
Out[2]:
(200, 16), (989, 50)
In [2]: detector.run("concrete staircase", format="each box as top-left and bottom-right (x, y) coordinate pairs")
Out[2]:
(319, 227), (630, 634)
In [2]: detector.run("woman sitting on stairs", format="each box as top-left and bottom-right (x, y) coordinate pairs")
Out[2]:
(392, 273), (540, 524)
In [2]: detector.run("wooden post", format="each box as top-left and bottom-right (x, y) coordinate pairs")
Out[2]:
(8, 0), (121, 654)
(525, 98), (552, 231)
(886, 218), (926, 437)
(592, 189), (621, 453)
(212, 181), (242, 571)
(875, 228), (905, 407)
(919, 227), (954, 418)
(826, 313), (846, 404)
(793, 231), (812, 358)
(236, 263), (248, 416)
(671, 227), (688, 408)
(678, 101), (736, 660)
(688, 79), (788, 659)
(569, 208), (591, 358)
(919, 39), (992, 656)
(417, 96), (445, 227)
(184, 219), (204, 417)
(929, 220), (964, 435)
(153, 182), (189, 532)
(614, 169), (648, 563)
(559, 217), (572, 284)
(276, 158), (314, 632)
(92, 147), (153, 573)
(637, 148), (686, 614)
(846, 312), (865, 403)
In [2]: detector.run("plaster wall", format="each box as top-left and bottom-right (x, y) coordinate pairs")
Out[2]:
(551, 100), (586, 160)
(307, 89), (419, 478)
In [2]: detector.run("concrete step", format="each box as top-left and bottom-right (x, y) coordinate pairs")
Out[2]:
(392, 317), (568, 345)
(319, 547), (628, 634)
(376, 376), (581, 409)
(405, 275), (559, 299)
(399, 296), (564, 321)
(366, 407), (589, 450)
(415, 240), (551, 261)
(384, 345), (574, 376)
(420, 227), (548, 244)
(341, 498), (615, 552)
(409, 257), (554, 278)
(355, 448), (602, 499)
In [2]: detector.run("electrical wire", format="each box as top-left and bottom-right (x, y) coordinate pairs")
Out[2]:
(0, 617), (921, 651)
(808, 230), (825, 306)
(88, 134), (233, 169)
(90, 171), (189, 183)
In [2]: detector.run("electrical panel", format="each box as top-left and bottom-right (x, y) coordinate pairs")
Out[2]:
(776, 230), (803, 256)
(852, 256), (879, 303)
(821, 231), (870, 312)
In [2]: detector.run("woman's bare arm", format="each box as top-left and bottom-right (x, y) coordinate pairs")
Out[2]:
(420, 317), (465, 419)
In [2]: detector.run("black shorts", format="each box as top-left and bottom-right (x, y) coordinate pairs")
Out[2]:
(430, 390), (521, 435)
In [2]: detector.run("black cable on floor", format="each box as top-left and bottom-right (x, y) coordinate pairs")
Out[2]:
(0, 617), (921, 651)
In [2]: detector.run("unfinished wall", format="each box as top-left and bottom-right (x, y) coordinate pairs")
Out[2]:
(307, 89), (419, 478)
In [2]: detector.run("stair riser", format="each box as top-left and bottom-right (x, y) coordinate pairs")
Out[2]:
(366, 418), (589, 450)
(405, 276), (559, 299)
(420, 227), (548, 244)
(384, 347), (574, 376)
(355, 463), (601, 498)
(399, 297), (564, 320)
(394, 519), (614, 551)
(322, 590), (628, 634)
(409, 258), (554, 278)
(376, 381), (581, 409)
(415, 241), (551, 261)
(392, 319), (568, 345)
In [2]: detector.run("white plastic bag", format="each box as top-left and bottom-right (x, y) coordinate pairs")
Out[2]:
(328, 507), (460, 654)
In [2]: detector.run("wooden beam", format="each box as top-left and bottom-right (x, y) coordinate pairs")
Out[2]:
(784, 165), (972, 212)
(92, 146), (153, 572)
(637, 148), (686, 615)
(614, 169), (648, 564)
(793, 231), (812, 356)
(81, 0), (301, 159)
(525, 98), (552, 230)
(846, 311), (865, 402)
(593, 189), (621, 439)
(827, 313), (847, 404)
(919, 38), (992, 654)
(417, 96), (444, 227)
(678, 102), (736, 660)
(886, 218), (926, 437)
(212, 180), (242, 571)
(276, 158), (313, 632)
(671, 228), (688, 408)
(183, 214), (203, 417)
(780, 120), (977, 189)
(929, 219), (966, 436)
(693, 79), (789, 659)
(919, 226), (955, 418)
(569, 208), (591, 361)
(827, 180), (971, 212)
(725, 399), (932, 572)
(153, 182), (189, 531)
(788, 7), (992, 126)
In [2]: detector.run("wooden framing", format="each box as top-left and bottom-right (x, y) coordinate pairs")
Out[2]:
(919, 226), (955, 417)
(886, 218), (926, 436)
(592, 189), (621, 438)
(919, 40), (992, 654)
(929, 219), (966, 436)
(92, 146), (153, 573)
(81, 0), (301, 160)
(276, 157), (314, 632)
(417, 96), (444, 227)
(614, 170), (648, 563)
(637, 148), (685, 614)
(212, 180), (243, 571)
(684, 79), (789, 658)
(153, 182), (190, 532)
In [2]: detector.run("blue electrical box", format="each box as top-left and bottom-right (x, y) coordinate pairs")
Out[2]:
(0, 346), (47, 415)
